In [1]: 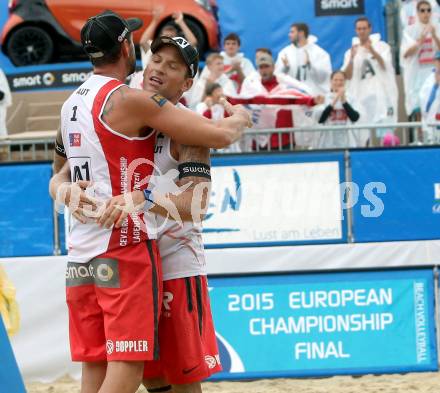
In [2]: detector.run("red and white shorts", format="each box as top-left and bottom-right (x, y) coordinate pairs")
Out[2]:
(143, 275), (222, 384)
(66, 240), (162, 362)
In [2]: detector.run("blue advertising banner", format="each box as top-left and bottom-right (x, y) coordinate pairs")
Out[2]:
(350, 148), (440, 242)
(0, 163), (54, 257)
(209, 269), (437, 379)
(217, 0), (386, 69)
(204, 152), (346, 248)
(0, 317), (26, 393)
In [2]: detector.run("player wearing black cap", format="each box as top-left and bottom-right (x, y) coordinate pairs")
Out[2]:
(53, 10), (251, 393)
(99, 35), (221, 393)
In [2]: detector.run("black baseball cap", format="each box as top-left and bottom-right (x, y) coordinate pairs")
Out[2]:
(81, 10), (143, 58)
(150, 36), (199, 78)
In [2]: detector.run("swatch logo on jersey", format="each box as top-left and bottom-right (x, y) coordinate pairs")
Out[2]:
(69, 133), (81, 147)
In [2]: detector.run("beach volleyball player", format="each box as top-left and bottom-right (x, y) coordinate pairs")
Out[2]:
(98, 36), (222, 393)
(52, 35), (226, 393)
(50, 10), (250, 393)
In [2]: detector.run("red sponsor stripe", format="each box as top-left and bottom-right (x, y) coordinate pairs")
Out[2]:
(92, 80), (155, 251)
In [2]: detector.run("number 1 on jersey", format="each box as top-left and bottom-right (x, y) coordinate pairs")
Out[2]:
(71, 106), (78, 122)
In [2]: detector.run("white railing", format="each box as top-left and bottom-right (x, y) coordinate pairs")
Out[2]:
(0, 122), (439, 162)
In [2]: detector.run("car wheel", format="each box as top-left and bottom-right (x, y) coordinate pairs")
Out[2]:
(7, 26), (54, 66)
(185, 19), (207, 56)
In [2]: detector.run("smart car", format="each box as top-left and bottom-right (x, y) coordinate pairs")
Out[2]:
(2, 0), (219, 66)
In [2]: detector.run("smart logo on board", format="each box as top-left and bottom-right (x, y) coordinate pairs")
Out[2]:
(7, 67), (93, 91)
(315, 0), (364, 16)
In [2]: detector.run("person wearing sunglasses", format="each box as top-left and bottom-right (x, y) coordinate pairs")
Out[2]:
(401, 0), (440, 120)
(400, 0), (439, 29)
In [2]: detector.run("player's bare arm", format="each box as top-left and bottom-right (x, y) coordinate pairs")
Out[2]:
(147, 144), (211, 224)
(49, 162), (99, 224)
(97, 144), (211, 229)
(109, 87), (251, 148)
(53, 127), (67, 173)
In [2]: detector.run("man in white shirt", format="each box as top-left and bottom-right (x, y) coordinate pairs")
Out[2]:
(275, 22), (331, 96)
(400, 0), (440, 28)
(129, 7), (198, 90)
(0, 67), (11, 160)
(188, 53), (236, 109)
(0, 67), (11, 139)
(401, 0), (440, 117)
(220, 33), (255, 91)
(419, 50), (440, 142)
(342, 17), (398, 127)
(241, 50), (312, 151)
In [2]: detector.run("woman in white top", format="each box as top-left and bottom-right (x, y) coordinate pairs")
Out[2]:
(314, 70), (365, 149)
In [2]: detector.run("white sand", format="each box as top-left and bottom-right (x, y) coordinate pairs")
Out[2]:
(25, 372), (440, 393)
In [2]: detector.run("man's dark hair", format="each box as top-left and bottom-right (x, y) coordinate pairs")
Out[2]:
(417, 0), (431, 11)
(224, 33), (241, 46)
(355, 16), (371, 27)
(291, 23), (309, 38)
(256, 47), (272, 56)
(205, 82), (222, 97)
(159, 23), (179, 37)
(89, 32), (131, 67)
(331, 70), (346, 80)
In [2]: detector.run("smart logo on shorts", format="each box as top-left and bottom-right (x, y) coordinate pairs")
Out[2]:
(66, 259), (120, 288)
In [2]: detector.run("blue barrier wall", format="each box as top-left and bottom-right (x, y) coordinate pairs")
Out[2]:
(3, 147), (440, 257)
(350, 148), (440, 243)
(0, 163), (54, 257)
(209, 268), (437, 379)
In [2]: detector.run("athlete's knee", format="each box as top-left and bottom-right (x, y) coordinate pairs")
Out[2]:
(107, 360), (144, 381)
(144, 378), (173, 393)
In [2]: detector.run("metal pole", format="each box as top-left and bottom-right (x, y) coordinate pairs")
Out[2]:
(52, 201), (61, 256)
(344, 149), (354, 243)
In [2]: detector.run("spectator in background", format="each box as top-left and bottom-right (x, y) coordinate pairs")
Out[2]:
(256, 47), (273, 59)
(275, 22), (332, 95)
(0, 67), (12, 159)
(313, 70), (366, 149)
(220, 33), (255, 91)
(129, 7), (197, 89)
(342, 17), (398, 131)
(196, 82), (241, 153)
(188, 53), (236, 108)
(401, 0), (440, 119)
(241, 50), (311, 151)
(400, 0), (439, 28)
(419, 50), (440, 142)
(196, 82), (228, 119)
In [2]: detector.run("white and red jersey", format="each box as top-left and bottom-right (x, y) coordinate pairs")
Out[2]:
(400, 22), (440, 114)
(153, 128), (207, 281)
(61, 74), (157, 263)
